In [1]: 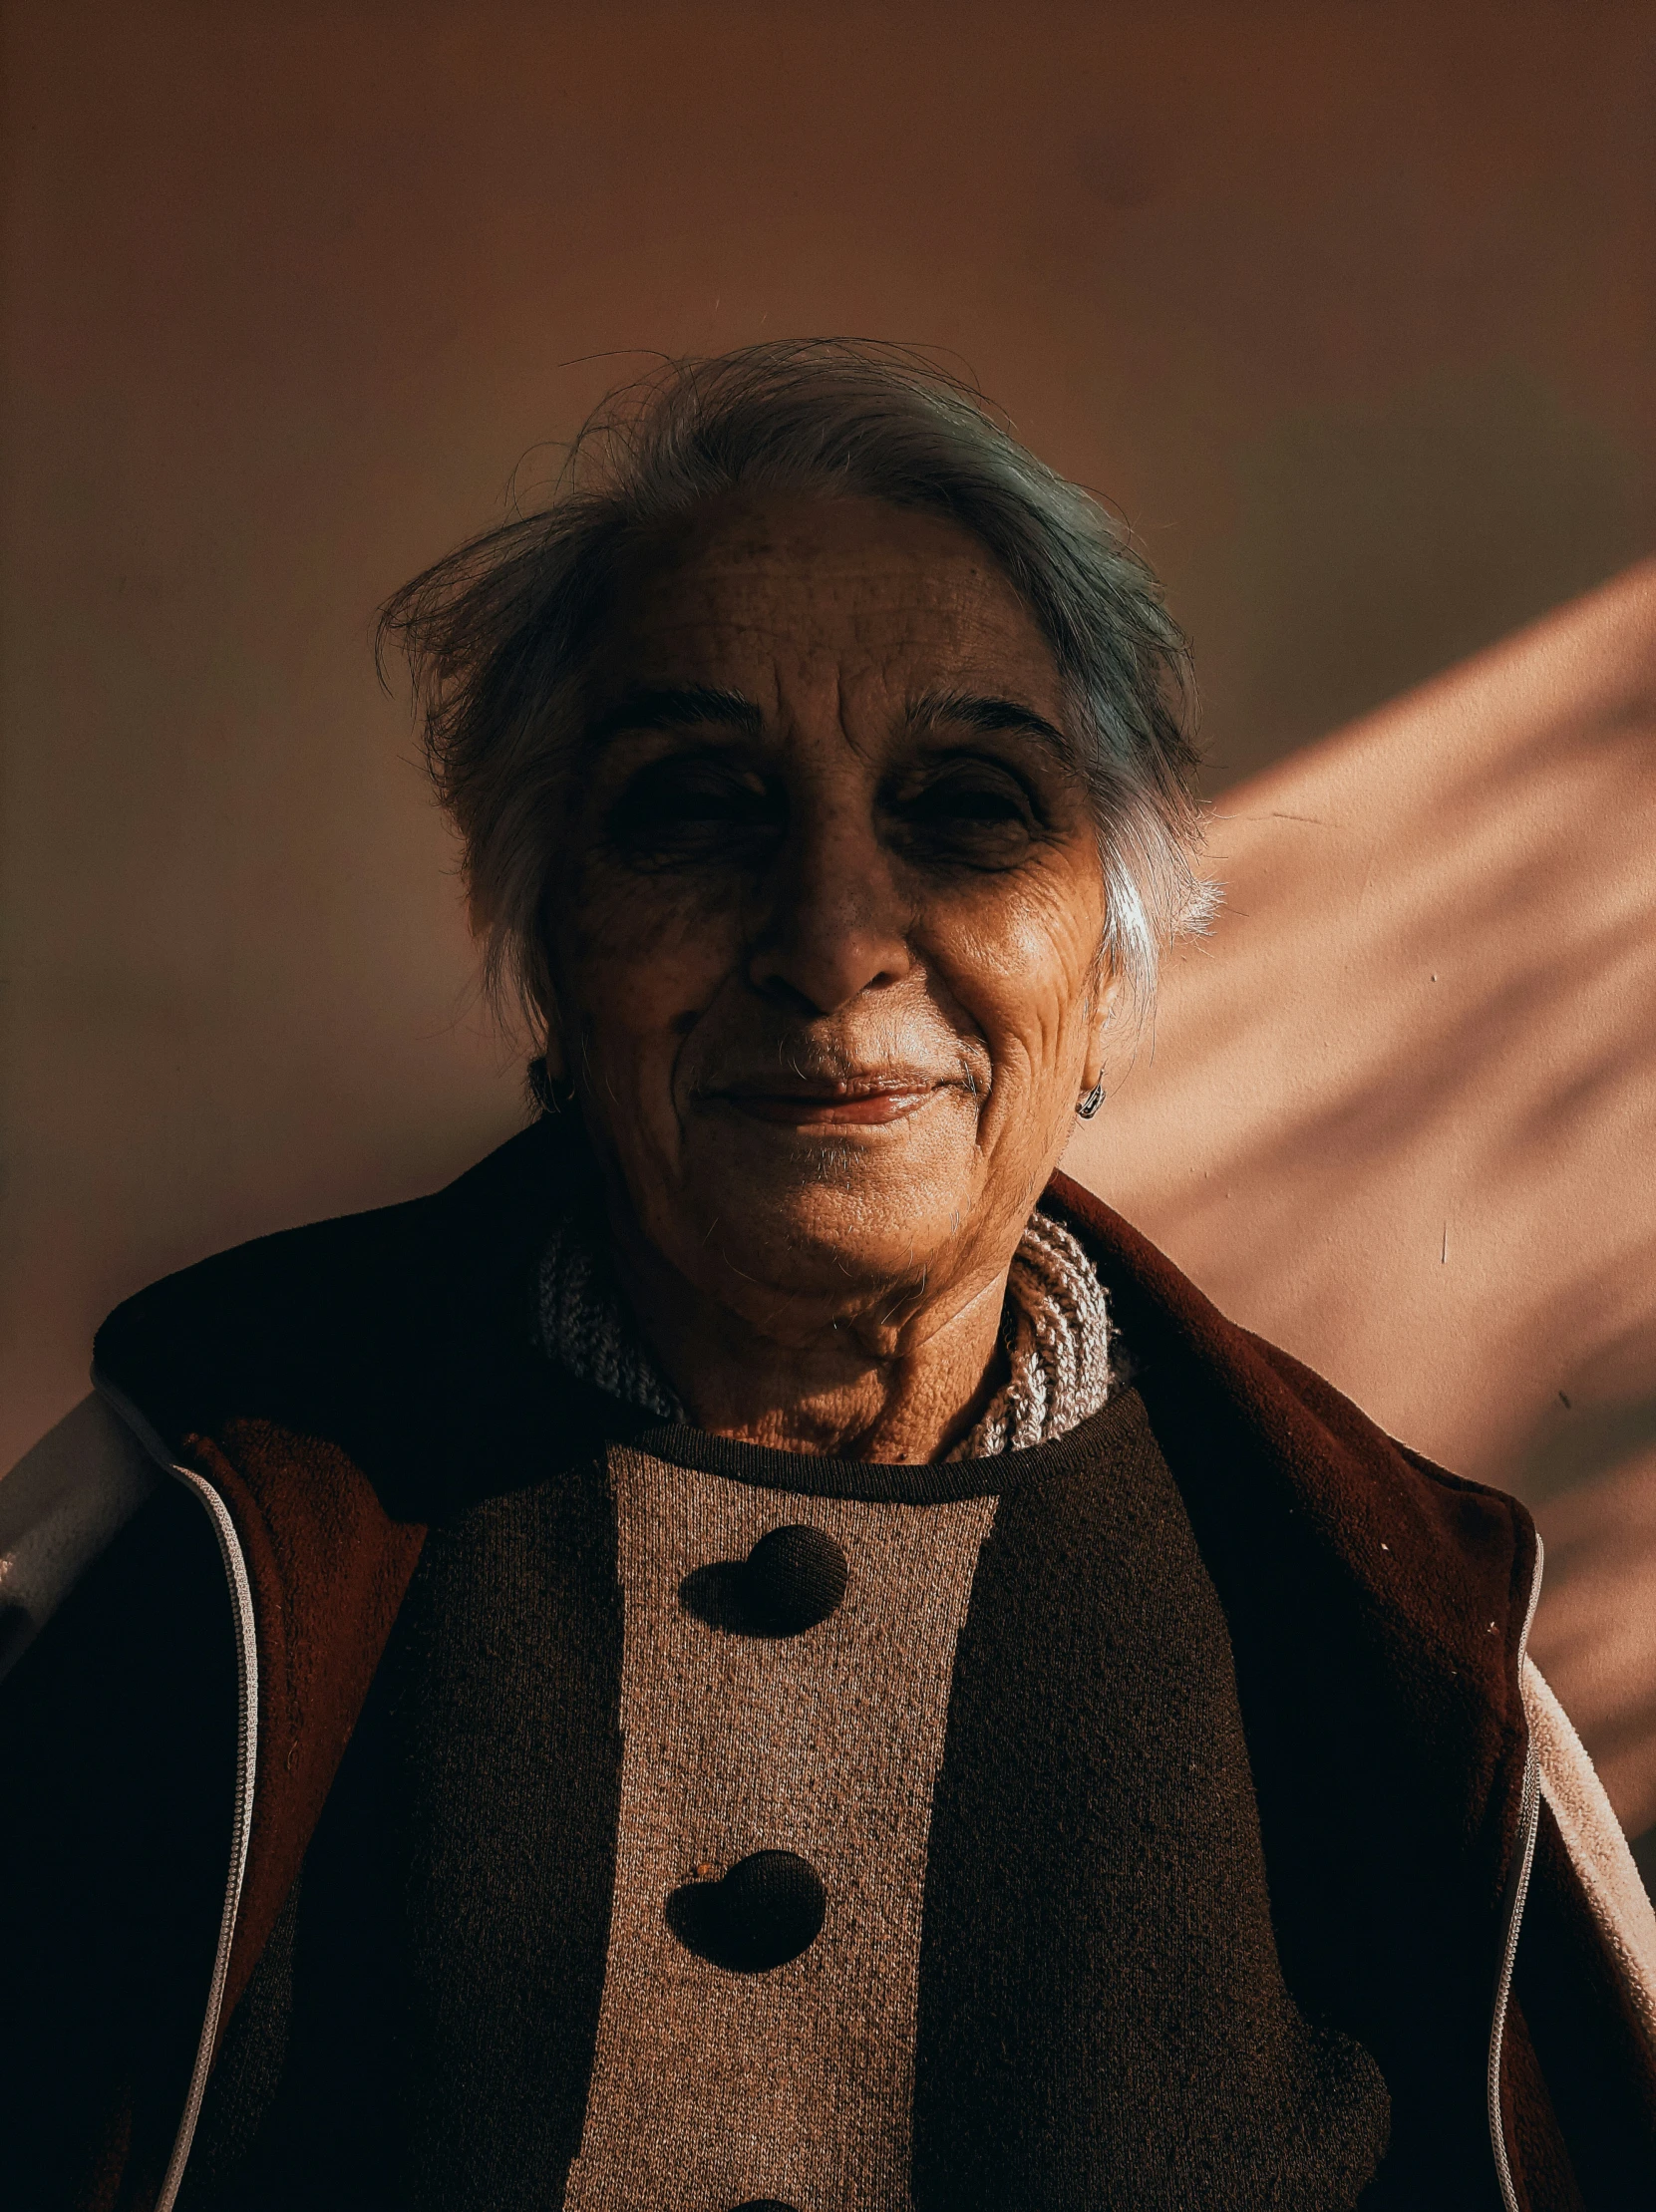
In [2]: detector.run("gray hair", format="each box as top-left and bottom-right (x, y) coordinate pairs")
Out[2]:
(379, 341), (1213, 1032)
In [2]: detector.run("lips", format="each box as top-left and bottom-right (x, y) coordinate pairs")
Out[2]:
(710, 1076), (953, 1127)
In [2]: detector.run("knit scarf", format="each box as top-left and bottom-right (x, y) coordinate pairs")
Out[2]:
(537, 1206), (1114, 1458)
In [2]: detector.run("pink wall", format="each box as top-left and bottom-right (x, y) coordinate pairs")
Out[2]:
(4, 4), (1653, 1830)
(1069, 565), (1656, 1837)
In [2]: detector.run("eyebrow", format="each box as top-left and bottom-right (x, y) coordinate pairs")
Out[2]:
(584, 680), (1075, 760)
(586, 683), (765, 747)
(903, 687), (1075, 760)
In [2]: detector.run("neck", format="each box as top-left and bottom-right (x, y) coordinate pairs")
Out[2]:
(609, 1231), (1014, 1463)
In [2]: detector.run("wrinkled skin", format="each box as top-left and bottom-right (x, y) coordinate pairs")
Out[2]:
(545, 492), (1117, 1460)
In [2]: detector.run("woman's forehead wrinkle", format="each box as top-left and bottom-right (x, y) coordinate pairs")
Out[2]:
(602, 510), (1071, 774)
(638, 506), (1030, 637)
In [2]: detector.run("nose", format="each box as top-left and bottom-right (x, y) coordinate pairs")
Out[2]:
(747, 804), (914, 1018)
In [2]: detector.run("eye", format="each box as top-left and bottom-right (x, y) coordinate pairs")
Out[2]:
(889, 760), (1041, 866)
(605, 754), (785, 867)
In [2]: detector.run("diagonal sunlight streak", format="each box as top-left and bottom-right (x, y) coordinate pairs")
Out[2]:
(1066, 560), (1656, 1842)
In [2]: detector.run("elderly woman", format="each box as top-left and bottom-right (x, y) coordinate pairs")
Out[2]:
(2, 345), (1652, 2212)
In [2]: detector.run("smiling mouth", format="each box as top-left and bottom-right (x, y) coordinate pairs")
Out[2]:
(710, 1077), (956, 1128)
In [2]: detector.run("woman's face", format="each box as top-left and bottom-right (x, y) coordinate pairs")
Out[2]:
(549, 492), (1114, 1347)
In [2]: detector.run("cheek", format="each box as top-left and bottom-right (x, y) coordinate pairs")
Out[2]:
(935, 867), (1103, 1080)
(555, 857), (743, 1079)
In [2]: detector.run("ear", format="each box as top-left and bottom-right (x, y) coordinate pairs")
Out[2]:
(541, 1021), (568, 1086)
(1082, 966), (1123, 1088)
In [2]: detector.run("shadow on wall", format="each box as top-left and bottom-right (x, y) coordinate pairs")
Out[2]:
(1065, 561), (1656, 1852)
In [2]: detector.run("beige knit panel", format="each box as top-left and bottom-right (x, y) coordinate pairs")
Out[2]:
(560, 1448), (998, 2212)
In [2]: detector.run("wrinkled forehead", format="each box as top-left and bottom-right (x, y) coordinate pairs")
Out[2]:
(587, 492), (1070, 721)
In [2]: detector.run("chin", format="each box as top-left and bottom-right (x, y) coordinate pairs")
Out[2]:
(692, 1167), (969, 1308)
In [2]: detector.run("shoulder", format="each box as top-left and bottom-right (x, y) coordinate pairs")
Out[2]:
(92, 1116), (596, 1507)
(1043, 1167), (1537, 1644)
(1047, 1165), (1520, 1501)
(96, 1121), (558, 1387)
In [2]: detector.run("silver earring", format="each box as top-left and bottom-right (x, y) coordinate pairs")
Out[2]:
(1077, 1075), (1107, 1119)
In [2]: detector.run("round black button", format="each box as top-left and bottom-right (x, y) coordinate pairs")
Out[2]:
(742, 1523), (847, 1635)
(678, 1523), (848, 1638)
(666, 1848), (827, 1972)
